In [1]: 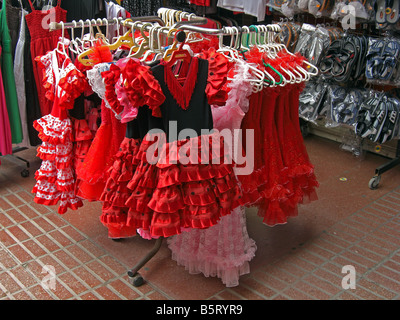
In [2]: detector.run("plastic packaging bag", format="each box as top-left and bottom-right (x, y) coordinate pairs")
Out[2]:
(299, 79), (328, 123)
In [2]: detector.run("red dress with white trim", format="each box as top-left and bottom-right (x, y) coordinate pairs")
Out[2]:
(32, 49), (88, 214)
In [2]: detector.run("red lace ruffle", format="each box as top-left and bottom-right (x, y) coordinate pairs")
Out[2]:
(122, 59), (166, 117)
(58, 68), (89, 110)
(198, 47), (232, 106)
(124, 131), (242, 238)
(102, 64), (124, 116)
(35, 52), (55, 102)
(35, 50), (88, 111)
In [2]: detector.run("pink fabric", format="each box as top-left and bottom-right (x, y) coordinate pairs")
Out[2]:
(167, 62), (256, 287)
(0, 48), (12, 159)
(115, 57), (140, 124)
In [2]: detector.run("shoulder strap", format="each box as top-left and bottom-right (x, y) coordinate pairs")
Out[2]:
(57, 0), (62, 7)
(27, 0), (35, 11)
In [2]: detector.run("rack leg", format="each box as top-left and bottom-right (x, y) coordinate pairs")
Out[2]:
(127, 237), (164, 287)
(369, 140), (400, 190)
(2, 147), (31, 178)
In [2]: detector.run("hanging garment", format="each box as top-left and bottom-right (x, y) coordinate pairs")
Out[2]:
(0, 0), (23, 144)
(125, 56), (242, 238)
(60, 0), (106, 22)
(6, 0), (21, 59)
(32, 48), (88, 214)
(0, 46), (12, 159)
(14, 7), (30, 148)
(105, 0), (127, 43)
(167, 61), (257, 287)
(122, 0), (162, 16)
(217, 0), (267, 21)
(23, 8), (42, 147)
(98, 57), (165, 239)
(237, 48), (319, 226)
(25, 0), (67, 117)
(100, 120), (142, 239)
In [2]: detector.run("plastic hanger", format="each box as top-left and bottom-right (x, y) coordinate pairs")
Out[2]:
(68, 21), (79, 55)
(139, 24), (160, 62)
(162, 28), (179, 60)
(94, 18), (109, 44)
(55, 21), (69, 58)
(128, 22), (153, 58)
(164, 30), (192, 66)
(220, 27), (268, 92)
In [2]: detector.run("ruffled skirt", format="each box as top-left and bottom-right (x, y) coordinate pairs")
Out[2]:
(100, 137), (142, 239)
(167, 206), (256, 287)
(101, 131), (243, 238)
(32, 114), (83, 214)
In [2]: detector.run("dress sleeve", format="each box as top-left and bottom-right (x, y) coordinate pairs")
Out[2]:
(198, 47), (232, 106)
(58, 60), (89, 110)
(35, 51), (56, 102)
(121, 59), (165, 117)
(101, 63), (124, 116)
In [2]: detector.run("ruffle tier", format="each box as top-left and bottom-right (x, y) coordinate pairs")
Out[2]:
(99, 137), (142, 239)
(167, 206), (257, 287)
(71, 118), (94, 175)
(35, 51), (88, 111)
(197, 47), (232, 106)
(32, 114), (83, 214)
(124, 131), (243, 238)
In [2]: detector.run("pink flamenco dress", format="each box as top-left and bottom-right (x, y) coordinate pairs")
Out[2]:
(167, 58), (257, 287)
(32, 49), (88, 214)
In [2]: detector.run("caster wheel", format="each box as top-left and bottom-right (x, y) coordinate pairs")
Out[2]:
(129, 272), (144, 287)
(111, 238), (123, 242)
(369, 175), (381, 190)
(21, 169), (29, 178)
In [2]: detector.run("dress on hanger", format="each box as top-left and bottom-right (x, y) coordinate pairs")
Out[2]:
(98, 58), (166, 239)
(25, 0), (67, 117)
(0, 0), (23, 144)
(167, 61), (257, 287)
(0, 46), (12, 160)
(6, 0), (21, 59)
(32, 48), (87, 214)
(23, 1), (41, 147)
(75, 59), (129, 202)
(122, 55), (242, 238)
(14, 7), (30, 148)
(105, 1), (127, 43)
(238, 48), (319, 226)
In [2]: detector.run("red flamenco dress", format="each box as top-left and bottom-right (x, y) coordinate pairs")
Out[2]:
(25, 0), (68, 117)
(122, 56), (242, 239)
(32, 49), (87, 214)
(75, 63), (127, 202)
(99, 59), (166, 239)
(239, 48), (319, 226)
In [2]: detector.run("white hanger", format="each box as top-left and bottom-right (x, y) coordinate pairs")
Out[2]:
(55, 21), (69, 58)
(68, 20), (80, 55)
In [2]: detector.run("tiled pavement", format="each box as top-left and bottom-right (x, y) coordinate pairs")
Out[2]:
(1, 135), (400, 300)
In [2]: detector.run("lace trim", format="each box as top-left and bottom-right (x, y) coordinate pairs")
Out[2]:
(87, 62), (112, 108)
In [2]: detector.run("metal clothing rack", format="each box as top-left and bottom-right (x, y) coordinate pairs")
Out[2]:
(48, 11), (281, 288)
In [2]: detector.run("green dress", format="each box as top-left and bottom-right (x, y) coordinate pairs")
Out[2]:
(0, 1), (22, 144)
